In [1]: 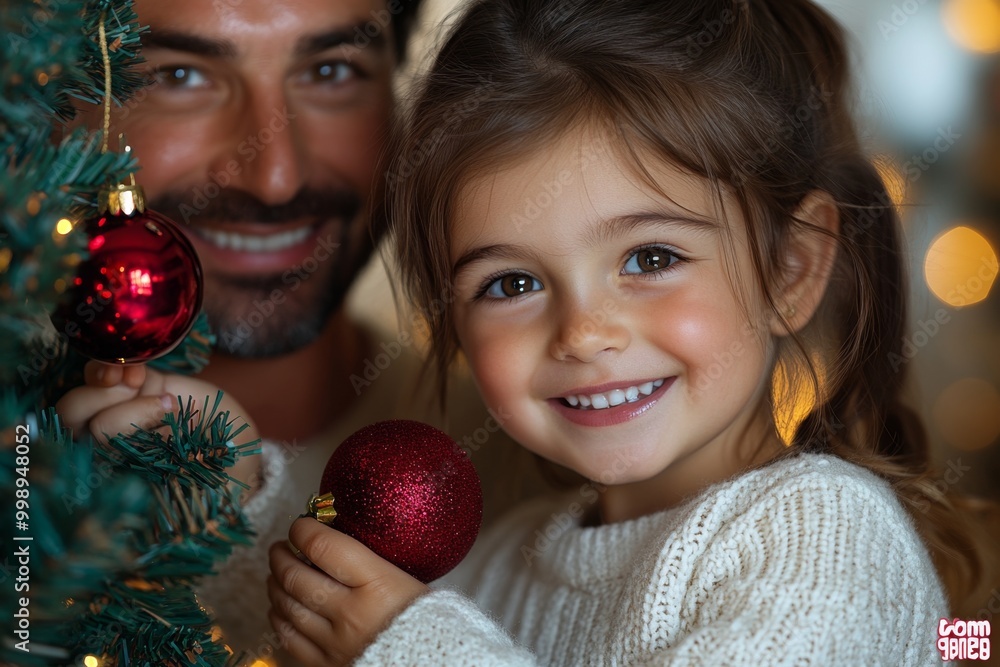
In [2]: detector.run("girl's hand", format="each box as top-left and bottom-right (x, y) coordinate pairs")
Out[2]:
(267, 517), (429, 666)
(55, 361), (260, 497)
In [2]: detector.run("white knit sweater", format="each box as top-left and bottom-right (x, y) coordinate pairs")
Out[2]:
(359, 453), (951, 666)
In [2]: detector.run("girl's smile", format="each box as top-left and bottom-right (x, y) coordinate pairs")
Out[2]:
(550, 377), (671, 427)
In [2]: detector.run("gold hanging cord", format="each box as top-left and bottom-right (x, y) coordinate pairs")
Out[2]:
(97, 12), (144, 215)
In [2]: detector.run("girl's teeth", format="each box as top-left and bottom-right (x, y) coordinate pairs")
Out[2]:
(608, 389), (626, 407)
(196, 227), (312, 253)
(563, 379), (666, 411)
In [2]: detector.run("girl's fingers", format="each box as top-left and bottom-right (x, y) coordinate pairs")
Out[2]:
(266, 575), (335, 647)
(55, 383), (142, 432)
(121, 363), (147, 389)
(269, 540), (350, 612)
(287, 517), (381, 587)
(84, 361), (121, 387)
(88, 394), (176, 444)
(83, 362), (146, 389)
(267, 608), (330, 667)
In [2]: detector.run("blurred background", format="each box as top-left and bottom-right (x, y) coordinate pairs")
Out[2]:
(350, 0), (1000, 502)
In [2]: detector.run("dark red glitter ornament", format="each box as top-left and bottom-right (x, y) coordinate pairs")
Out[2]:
(310, 420), (483, 583)
(50, 184), (202, 364)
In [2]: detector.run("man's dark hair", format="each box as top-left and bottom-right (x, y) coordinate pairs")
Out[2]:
(392, 0), (425, 63)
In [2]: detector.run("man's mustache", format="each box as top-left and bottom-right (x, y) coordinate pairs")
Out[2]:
(149, 186), (362, 226)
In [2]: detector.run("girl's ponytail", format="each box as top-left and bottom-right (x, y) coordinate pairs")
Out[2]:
(795, 155), (986, 609)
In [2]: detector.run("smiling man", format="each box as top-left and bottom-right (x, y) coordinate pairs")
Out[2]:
(74, 0), (436, 659)
(110, 0), (416, 443)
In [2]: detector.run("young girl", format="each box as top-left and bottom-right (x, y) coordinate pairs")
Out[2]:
(266, 0), (982, 663)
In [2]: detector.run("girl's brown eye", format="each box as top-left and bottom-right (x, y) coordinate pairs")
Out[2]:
(623, 246), (678, 275)
(501, 275), (533, 296)
(483, 273), (543, 299)
(637, 249), (667, 272)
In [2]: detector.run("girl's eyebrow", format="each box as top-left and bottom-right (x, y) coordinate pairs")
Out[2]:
(452, 244), (537, 280)
(587, 212), (720, 245)
(452, 211), (719, 279)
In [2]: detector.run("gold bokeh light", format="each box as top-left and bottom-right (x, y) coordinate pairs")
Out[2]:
(924, 225), (998, 307)
(943, 0), (1000, 53)
(772, 356), (824, 447)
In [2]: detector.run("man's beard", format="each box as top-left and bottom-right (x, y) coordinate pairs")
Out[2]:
(150, 186), (372, 358)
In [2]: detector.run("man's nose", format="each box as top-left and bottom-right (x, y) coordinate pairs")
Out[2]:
(217, 89), (305, 205)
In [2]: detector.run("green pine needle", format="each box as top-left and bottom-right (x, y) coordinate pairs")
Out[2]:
(148, 312), (218, 376)
(2, 1), (260, 663)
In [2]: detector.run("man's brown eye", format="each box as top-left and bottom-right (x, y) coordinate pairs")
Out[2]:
(304, 62), (355, 84)
(151, 65), (208, 89)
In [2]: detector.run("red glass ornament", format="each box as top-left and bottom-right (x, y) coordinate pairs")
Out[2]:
(51, 201), (202, 364)
(313, 420), (483, 583)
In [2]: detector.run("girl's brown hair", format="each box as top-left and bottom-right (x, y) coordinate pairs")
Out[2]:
(387, 0), (984, 608)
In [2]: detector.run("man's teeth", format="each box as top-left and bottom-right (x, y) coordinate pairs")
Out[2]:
(564, 379), (665, 410)
(196, 227), (312, 252)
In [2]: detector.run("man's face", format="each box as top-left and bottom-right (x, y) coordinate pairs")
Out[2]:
(112, 0), (397, 356)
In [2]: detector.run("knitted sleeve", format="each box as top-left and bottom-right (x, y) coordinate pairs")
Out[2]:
(355, 590), (536, 666)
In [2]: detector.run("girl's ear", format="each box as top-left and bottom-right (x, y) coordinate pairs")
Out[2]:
(771, 190), (840, 336)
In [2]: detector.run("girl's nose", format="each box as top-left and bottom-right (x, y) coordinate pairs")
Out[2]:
(549, 300), (631, 363)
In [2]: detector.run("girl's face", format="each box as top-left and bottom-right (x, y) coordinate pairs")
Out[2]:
(450, 127), (785, 521)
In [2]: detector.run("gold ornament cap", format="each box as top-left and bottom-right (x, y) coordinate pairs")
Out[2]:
(99, 183), (147, 216)
(306, 492), (338, 525)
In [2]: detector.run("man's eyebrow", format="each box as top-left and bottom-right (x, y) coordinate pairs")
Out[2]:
(587, 212), (719, 245)
(295, 26), (387, 58)
(452, 244), (537, 279)
(142, 30), (236, 58)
